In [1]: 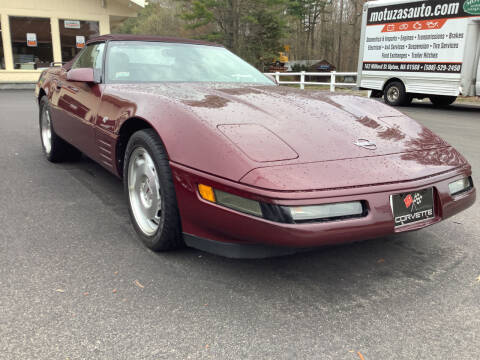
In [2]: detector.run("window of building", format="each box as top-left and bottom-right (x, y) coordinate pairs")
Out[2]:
(0, 18), (5, 69)
(59, 20), (99, 63)
(10, 16), (53, 70)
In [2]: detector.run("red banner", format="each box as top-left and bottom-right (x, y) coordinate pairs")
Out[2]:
(381, 18), (447, 32)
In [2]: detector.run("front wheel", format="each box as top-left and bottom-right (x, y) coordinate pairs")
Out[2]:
(123, 129), (183, 251)
(429, 95), (457, 107)
(383, 81), (411, 106)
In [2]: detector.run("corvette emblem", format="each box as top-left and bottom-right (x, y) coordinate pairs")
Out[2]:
(404, 193), (423, 212)
(354, 139), (377, 150)
(404, 194), (413, 208)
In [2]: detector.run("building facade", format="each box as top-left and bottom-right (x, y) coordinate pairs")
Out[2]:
(0, 0), (144, 83)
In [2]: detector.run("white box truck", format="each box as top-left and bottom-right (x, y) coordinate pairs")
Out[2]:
(357, 0), (480, 106)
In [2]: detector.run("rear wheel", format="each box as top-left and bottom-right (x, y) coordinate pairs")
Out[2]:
(39, 96), (81, 162)
(384, 81), (411, 106)
(429, 95), (457, 107)
(124, 129), (183, 251)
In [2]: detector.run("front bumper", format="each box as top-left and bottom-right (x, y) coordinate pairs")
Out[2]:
(171, 163), (475, 256)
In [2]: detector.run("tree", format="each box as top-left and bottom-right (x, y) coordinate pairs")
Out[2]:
(287, 0), (330, 59)
(179, 0), (287, 67)
(114, 0), (370, 72)
(114, 2), (189, 38)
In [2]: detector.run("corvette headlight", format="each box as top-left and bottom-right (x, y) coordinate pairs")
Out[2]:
(214, 189), (263, 217)
(449, 177), (472, 196)
(198, 184), (262, 217)
(198, 184), (366, 223)
(286, 201), (364, 222)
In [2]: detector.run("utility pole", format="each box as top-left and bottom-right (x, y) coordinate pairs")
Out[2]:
(337, 0), (344, 70)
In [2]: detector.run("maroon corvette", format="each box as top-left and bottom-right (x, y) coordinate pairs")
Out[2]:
(35, 34), (475, 258)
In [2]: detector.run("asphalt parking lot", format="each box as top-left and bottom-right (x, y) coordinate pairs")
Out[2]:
(0, 90), (479, 360)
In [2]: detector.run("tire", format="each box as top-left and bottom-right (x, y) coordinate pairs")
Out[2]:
(39, 96), (81, 162)
(383, 81), (411, 106)
(123, 129), (183, 251)
(429, 95), (456, 107)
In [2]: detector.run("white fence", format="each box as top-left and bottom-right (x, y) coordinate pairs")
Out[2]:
(265, 71), (358, 92)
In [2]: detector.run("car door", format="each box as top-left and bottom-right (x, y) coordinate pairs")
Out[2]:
(53, 42), (105, 158)
(94, 42), (137, 173)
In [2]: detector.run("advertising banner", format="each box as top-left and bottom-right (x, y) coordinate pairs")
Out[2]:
(26, 33), (37, 47)
(65, 20), (81, 29)
(362, 0), (480, 74)
(76, 36), (86, 49)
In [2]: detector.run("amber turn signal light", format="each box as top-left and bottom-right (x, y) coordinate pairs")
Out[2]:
(198, 184), (216, 202)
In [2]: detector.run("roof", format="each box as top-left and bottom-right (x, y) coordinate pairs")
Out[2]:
(312, 59), (333, 65)
(87, 34), (223, 47)
(129, 0), (146, 6)
(113, 0), (146, 8)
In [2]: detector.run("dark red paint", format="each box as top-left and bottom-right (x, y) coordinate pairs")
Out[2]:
(35, 35), (476, 250)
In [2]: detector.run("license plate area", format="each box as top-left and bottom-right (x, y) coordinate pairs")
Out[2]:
(391, 188), (435, 228)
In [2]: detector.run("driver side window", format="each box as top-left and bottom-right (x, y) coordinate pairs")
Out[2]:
(72, 43), (105, 71)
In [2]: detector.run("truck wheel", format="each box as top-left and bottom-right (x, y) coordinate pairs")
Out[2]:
(384, 81), (411, 106)
(429, 95), (456, 107)
(39, 96), (81, 162)
(124, 129), (183, 251)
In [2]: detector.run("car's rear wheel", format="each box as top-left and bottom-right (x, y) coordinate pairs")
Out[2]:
(384, 81), (411, 106)
(429, 95), (457, 107)
(124, 129), (183, 251)
(39, 96), (81, 162)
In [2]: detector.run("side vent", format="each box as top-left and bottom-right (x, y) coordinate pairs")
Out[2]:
(95, 136), (114, 169)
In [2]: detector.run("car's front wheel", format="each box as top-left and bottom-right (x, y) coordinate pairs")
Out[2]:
(124, 129), (183, 251)
(39, 96), (81, 162)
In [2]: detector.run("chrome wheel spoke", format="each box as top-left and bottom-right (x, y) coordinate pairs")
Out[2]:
(41, 108), (52, 154)
(145, 198), (159, 219)
(128, 147), (162, 236)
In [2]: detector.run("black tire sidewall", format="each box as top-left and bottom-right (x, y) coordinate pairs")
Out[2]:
(384, 82), (408, 106)
(39, 97), (54, 161)
(123, 130), (182, 251)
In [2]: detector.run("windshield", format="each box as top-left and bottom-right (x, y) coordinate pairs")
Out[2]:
(105, 41), (274, 85)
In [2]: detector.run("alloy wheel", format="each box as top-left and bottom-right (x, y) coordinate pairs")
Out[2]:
(41, 108), (52, 155)
(127, 147), (162, 236)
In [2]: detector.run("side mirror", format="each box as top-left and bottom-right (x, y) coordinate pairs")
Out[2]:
(67, 68), (95, 83)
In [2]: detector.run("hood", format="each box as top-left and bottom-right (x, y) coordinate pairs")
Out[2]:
(123, 82), (447, 165)
(109, 83), (463, 190)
